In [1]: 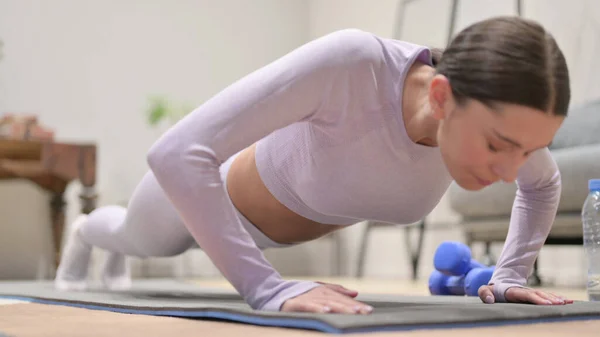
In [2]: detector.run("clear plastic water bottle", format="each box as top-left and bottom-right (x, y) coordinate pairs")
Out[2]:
(583, 179), (600, 301)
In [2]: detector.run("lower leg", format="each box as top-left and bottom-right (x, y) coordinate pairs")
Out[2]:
(55, 205), (138, 290)
(54, 215), (92, 290)
(101, 250), (131, 290)
(79, 205), (145, 256)
(55, 171), (197, 290)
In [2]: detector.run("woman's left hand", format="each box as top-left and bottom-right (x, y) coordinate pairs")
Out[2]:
(478, 285), (574, 305)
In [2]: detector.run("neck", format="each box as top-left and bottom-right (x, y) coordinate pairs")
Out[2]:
(402, 63), (439, 147)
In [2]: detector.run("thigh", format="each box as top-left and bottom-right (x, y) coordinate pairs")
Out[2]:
(120, 170), (197, 257)
(122, 152), (248, 256)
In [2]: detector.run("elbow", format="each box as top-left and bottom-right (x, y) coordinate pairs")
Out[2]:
(146, 144), (160, 171)
(542, 171), (561, 205)
(541, 168), (561, 196)
(147, 138), (223, 180)
(516, 147), (562, 195)
(549, 170), (562, 203)
(517, 169), (561, 205)
(146, 138), (181, 178)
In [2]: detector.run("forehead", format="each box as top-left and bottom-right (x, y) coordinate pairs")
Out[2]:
(467, 100), (563, 145)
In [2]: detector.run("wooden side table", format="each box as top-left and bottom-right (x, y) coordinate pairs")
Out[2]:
(0, 139), (97, 268)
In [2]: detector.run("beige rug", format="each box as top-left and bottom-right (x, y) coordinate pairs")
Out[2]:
(2, 302), (600, 337)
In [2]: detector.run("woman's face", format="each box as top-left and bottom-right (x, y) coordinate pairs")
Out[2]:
(430, 77), (565, 191)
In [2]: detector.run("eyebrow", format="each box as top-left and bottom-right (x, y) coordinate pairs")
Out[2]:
(493, 130), (522, 148)
(492, 129), (550, 151)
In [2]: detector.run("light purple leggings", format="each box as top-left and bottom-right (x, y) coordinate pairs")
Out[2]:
(77, 153), (289, 258)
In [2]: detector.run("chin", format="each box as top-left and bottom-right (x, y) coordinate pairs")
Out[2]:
(455, 180), (483, 191)
(453, 176), (486, 191)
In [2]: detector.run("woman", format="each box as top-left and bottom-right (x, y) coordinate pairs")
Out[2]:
(55, 16), (574, 314)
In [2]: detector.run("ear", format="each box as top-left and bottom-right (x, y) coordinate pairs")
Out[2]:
(428, 74), (455, 120)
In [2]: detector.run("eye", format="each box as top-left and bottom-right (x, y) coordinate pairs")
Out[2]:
(488, 143), (499, 153)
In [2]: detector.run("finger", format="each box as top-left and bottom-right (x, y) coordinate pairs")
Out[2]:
(504, 287), (537, 304)
(329, 293), (372, 312)
(326, 292), (367, 308)
(323, 301), (363, 314)
(282, 301), (333, 314)
(554, 294), (573, 304)
(327, 301), (374, 315)
(319, 283), (359, 298)
(535, 291), (565, 305)
(299, 287), (372, 314)
(504, 287), (536, 304)
(322, 283), (358, 296)
(478, 285), (495, 304)
(358, 304), (375, 314)
(545, 291), (568, 304)
(550, 293), (574, 304)
(323, 290), (374, 314)
(525, 291), (555, 305)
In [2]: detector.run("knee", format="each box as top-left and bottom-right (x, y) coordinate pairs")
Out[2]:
(134, 245), (191, 258)
(86, 206), (127, 230)
(133, 237), (195, 258)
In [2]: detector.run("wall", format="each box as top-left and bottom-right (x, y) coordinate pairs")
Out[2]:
(310, 0), (600, 106)
(0, 0), (310, 279)
(0, 0), (598, 286)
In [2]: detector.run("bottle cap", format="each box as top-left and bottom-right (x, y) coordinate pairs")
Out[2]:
(589, 179), (600, 192)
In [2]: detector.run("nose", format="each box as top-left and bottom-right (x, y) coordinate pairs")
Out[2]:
(492, 155), (526, 183)
(492, 165), (518, 183)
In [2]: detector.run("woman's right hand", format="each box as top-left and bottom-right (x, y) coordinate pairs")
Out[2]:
(281, 283), (374, 314)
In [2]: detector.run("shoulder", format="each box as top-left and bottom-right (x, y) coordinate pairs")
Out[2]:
(306, 29), (390, 67)
(314, 29), (381, 57)
(292, 29), (382, 76)
(307, 29), (431, 73)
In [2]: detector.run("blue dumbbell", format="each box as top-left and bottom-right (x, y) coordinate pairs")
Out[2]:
(434, 241), (486, 276)
(429, 267), (495, 296)
(429, 270), (465, 295)
(464, 266), (496, 296)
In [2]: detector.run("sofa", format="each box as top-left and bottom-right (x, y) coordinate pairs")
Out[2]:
(447, 98), (600, 285)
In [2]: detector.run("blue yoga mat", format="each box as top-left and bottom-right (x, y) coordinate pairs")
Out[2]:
(1, 279), (599, 334)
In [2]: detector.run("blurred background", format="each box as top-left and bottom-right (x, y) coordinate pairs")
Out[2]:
(0, 0), (599, 288)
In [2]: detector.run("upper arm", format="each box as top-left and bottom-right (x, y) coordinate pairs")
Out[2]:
(141, 29), (386, 310)
(147, 28), (383, 165)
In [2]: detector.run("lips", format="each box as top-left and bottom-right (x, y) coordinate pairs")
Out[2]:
(474, 175), (493, 186)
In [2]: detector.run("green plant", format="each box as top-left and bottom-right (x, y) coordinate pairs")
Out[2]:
(146, 95), (192, 126)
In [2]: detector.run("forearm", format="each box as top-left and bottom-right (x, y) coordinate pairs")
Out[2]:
(147, 145), (320, 309)
(145, 29), (382, 309)
(489, 149), (561, 301)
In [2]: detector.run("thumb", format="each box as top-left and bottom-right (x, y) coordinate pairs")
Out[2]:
(478, 285), (495, 304)
(317, 282), (359, 297)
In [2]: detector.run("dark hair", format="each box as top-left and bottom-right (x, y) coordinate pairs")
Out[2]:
(432, 16), (570, 116)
